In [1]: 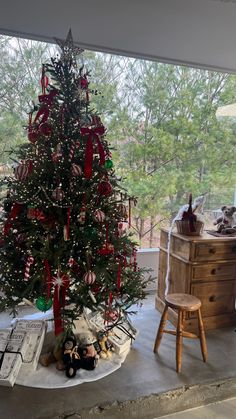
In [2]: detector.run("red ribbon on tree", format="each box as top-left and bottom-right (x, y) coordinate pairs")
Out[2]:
(3, 203), (24, 236)
(53, 272), (70, 335)
(80, 126), (105, 178)
(117, 261), (121, 290)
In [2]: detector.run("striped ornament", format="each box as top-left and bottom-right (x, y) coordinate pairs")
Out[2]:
(24, 256), (34, 281)
(94, 209), (105, 222)
(69, 141), (80, 162)
(52, 186), (64, 201)
(15, 163), (29, 181)
(83, 270), (96, 285)
(71, 163), (82, 176)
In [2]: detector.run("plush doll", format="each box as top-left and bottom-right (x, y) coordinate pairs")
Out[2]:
(77, 331), (98, 370)
(62, 335), (82, 378)
(213, 205), (236, 234)
(39, 343), (65, 371)
(96, 331), (114, 359)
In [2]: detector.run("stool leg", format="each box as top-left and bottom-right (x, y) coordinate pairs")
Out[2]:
(153, 304), (168, 353)
(176, 309), (184, 373)
(197, 309), (207, 362)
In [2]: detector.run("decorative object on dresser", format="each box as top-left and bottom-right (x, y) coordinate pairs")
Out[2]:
(213, 205), (236, 235)
(156, 228), (236, 332)
(175, 193), (204, 236)
(154, 293), (207, 372)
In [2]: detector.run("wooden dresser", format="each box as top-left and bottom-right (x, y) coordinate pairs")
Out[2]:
(156, 228), (236, 331)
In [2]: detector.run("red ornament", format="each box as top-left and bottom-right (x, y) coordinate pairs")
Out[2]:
(39, 122), (52, 136)
(104, 308), (119, 323)
(71, 163), (82, 176)
(83, 270), (96, 285)
(15, 161), (32, 181)
(94, 209), (105, 222)
(98, 242), (114, 255)
(97, 181), (112, 196)
(52, 186), (64, 201)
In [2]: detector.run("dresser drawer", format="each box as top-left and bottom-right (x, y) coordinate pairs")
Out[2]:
(191, 281), (236, 317)
(192, 263), (236, 282)
(193, 242), (236, 261)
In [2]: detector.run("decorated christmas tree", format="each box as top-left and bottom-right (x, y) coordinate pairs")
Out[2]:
(0, 31), (149, 336)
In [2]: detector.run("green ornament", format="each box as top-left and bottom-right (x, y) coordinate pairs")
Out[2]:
(36, 296), (53, 312)
(104, 159), (113, 169)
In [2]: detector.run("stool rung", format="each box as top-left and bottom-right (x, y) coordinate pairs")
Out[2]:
(163, 329), (198, 339)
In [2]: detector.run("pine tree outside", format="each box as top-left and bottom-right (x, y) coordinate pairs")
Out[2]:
(0, 34), (236, 315)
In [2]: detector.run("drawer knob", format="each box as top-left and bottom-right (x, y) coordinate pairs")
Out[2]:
(209, 248), (216, 254)
(209, 295), (216, 302)
(211, 269), (216, 275)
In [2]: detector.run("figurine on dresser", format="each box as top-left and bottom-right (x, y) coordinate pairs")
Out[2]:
(213, 205), (236, 235)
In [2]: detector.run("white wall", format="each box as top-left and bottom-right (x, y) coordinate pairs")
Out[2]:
(137, 248), (159, 292)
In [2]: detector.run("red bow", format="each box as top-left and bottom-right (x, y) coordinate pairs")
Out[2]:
(80, 126), (105, 178)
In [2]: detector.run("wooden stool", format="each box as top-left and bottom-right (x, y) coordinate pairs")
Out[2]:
(153, 293), (207, 373)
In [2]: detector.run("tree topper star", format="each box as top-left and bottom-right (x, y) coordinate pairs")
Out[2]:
(54, 29), (84, 61)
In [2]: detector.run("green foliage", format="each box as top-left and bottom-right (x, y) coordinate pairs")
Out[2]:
(0, 39), (149, 332)
(1, 35), (236, 248)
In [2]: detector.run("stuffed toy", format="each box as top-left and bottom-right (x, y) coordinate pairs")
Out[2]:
(39, 342), (65, 371)
(96, 331), (114, 359)
(77, 331), (98, 370)
(213, 205), (236, 234)
(62, 335), (82, 378)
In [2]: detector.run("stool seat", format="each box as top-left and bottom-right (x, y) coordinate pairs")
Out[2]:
(165, 293), (201, 311)
(154, 293), (207, 372)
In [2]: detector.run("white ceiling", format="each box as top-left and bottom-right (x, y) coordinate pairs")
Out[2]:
(1, 0), (236, 73)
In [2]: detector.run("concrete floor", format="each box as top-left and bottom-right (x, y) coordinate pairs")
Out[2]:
(1, 294), (236, 419)
(159, 397), (236, 419)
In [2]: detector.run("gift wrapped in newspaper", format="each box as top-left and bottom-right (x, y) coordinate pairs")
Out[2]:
(85, 310), (138, 355)
(0, 330), (29, 387)
(14, 320), (47, 372)
(0, 329), (12, 365)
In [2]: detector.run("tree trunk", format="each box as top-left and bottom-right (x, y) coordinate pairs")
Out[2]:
(149, 215), (155, 248)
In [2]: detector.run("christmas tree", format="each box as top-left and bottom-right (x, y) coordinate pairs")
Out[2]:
(0, 31), (149, 336)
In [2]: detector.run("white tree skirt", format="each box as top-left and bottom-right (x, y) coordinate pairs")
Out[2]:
(16, 349), (129, 389)
(10, 310), (130, 389)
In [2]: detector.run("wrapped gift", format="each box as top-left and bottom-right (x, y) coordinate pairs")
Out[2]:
(109, 320), (138, 354)
(85, 310), (138, 355)
(14, 320), (47, 372)
(0, 331), (30, 387)
(0, 329), (12, 353)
